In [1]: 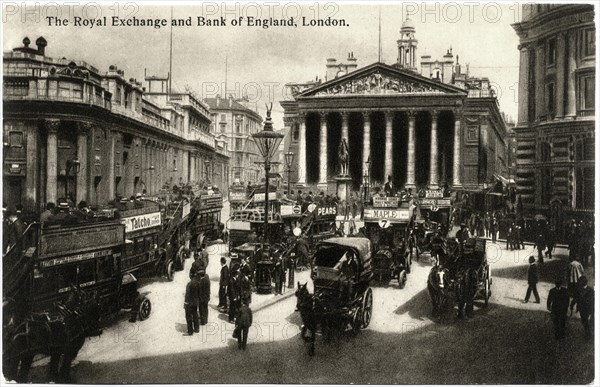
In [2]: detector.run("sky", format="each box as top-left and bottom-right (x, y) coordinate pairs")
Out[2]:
(3, 1), (522, 125)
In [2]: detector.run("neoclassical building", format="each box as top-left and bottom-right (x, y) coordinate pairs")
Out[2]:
(3, 36), (229, 214)
(281, 17), (508, 198)
(512, 4), (595, 222)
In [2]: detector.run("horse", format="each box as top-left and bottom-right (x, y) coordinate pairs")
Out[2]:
(455, 267), (479, 319)
(295, 282), (317, 356)
(3, 290), (103, 383)
(427, 265), (452, 319)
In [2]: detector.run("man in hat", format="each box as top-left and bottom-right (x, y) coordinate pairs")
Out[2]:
(568, 257), (585, 315)
(456, 223), (470, 245)
(235, 301), (253, 350)
(40, 202), (55, 223)
(184, 272), (201, 335)
(228, 266), (241, 323)
(523, 256), (540, 303)
(575, 276), (594, 340)
(218, 257), (230, 312)
(190, 251), (206, 279)
(547, 277), (570, 339)
(534, 232), (546, 264)
(197, 268), (211, 325)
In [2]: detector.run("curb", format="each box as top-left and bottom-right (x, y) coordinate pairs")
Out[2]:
(253, 288), (297, 313)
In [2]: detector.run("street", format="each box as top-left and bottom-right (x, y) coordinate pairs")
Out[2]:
(27, 240), (594, 384)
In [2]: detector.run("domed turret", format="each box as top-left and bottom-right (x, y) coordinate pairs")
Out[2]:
(397, 13), (418, 71)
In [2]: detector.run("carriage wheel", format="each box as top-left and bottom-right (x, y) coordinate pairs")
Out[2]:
(361, 288), (373, 329)
(176, 247), (186, 271)
(351, 307), (362, 334)
(166, 261), (174, 281)
(398, 270), (407, 289)
(483, 278), (490, 307)
(137, 296), (152, 321)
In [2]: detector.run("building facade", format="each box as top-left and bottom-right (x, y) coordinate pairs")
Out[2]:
(281, 17), (508, 197)
(512, 4), (595, 222)
(3, 36), (228, 214)
(205, 95), (262, 185)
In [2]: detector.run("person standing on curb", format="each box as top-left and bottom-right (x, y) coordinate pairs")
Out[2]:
(197, 268), (211, 325)
(218, 257), (229, 312)
(228, 266), (241, 323)
(523, 256), (540, 303)
(547, 277), (570, 340)
(184, 273), (201, 335)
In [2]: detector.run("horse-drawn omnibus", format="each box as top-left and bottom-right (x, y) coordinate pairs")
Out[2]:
(3, 215), (151, 322)
(296, 237), (373, 356)
(363, 195), (414, 287)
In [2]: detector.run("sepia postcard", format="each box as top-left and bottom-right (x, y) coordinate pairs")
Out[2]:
(1, 1), (597, 384)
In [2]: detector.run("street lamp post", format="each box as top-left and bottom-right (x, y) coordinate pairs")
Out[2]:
(363, 157), (370, 201)
(251, 103), (284, 244)
(284, 151), (295, 196)
(65, 159), (81, 200)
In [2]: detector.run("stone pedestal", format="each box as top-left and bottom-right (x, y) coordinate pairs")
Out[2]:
(335, 176), (353, 203)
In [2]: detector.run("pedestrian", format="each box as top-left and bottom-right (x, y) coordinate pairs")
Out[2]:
(184, 274), (201, 335)
(199, 244), (209, 268)
(218, 257), (229, 312)
(235, 301), (253, 350)
(523, 256), (540, 303)
(575, 276), (594, 340)
(490, 217), (498, 243)
(506, 224), (514, 250)
(197, 268), (211, 325)
(273, 255), (284, 295)
(545, 227), (556, 260)
(547, 277), (570, 340)
(534, 232), (545, 264)
(228, 267), (241, 323)
(189, 251), (206, 279)
(514, 225), (524, 250)
(5, 210), (24, 254)
(40, 202), (55, 223)
(241, 271), (252, 305)
(568, 257), (585, 315)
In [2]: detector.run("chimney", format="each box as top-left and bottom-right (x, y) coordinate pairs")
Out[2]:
(326, 58), (338, 81)
(228, 94), (233, 108)
(216, 94), (221, 106)
(35, 37), (47, 56)
(347, 51), (358, 72)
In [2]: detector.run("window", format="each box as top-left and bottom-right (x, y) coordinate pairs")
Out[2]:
(584, 29), (595, 57)
(235, 138), (242, 150)
(235, 121), (241, 133)
(220, 114), (226, 122)
(575, 138), (594, 161)
(293, 124), (299, 141)
(116, 86), (121, 104)
(576, 167), (594, 209)
(9, 132), (23, 147)
(580, 76), (595, 111)
(546, 82), (555, 118)
(547, 37), (556, 66)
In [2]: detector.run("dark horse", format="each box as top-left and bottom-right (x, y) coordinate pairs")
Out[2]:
(3, 289), (103, 383)
(295, 282), (317, 356)
(455, 267), (478, 319)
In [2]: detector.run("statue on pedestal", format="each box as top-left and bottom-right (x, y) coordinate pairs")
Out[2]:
(337, 138), (350, 176)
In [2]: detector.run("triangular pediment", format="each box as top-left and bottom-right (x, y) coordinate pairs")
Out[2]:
(298, 62), (466, 98)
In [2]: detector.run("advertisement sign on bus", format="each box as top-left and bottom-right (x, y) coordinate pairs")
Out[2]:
(122, 212), (162, 233)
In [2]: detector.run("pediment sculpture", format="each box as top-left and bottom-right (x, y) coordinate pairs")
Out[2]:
(314, 71), (444, 96)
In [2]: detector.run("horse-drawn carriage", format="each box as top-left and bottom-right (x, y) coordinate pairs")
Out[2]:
(427, 237), (491, 319)
(296, 237), (373, 355)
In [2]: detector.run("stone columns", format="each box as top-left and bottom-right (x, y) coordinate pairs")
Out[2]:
(405, 111), (416, 189)
(429, 110), (439, 188)
(25, 124), (38, 211)
(297, 112), (307, 186)
(517, 45), (530, 126)
(319, 111), (328, 186)
(535, 45), (545, 120)
(107, 131), (115, 200)
(555, 34), (566, 118)
(76, 122), (90, 203)
(362, 111), (371, 170)
(452, 111), (462, 188)
(384, 111), (394, 181)
(45, 119), (59, 205)
(566, 30), (577, 118)
(341, 111), (349, 142)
